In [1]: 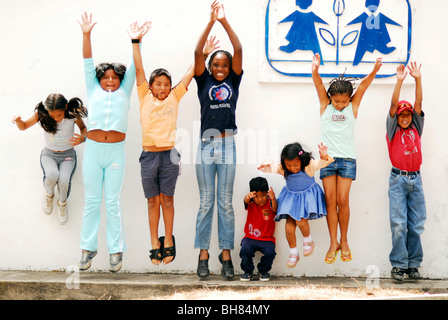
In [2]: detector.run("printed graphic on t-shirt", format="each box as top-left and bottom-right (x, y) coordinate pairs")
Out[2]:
(208, 83), (232, 109)
(154, 107), (174, 119)
(332, 114), (346, 121)
(263, 209), (271, 221)
(247, 224), (262, 238)
(401, 130), (418, 156)
(50, 129), (68, 146)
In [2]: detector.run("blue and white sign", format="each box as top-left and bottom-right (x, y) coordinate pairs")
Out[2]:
(261, 0), (412, 81)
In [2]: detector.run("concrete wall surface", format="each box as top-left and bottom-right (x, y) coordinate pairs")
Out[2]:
(1, 0), (447, 279)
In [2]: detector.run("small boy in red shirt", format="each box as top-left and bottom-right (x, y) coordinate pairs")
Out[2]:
(240, 177), (278, 281)
(386, 62), (425, 282)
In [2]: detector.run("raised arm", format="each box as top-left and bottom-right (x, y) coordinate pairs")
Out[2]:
(78, 12), (97, 59)
(257, 159), (284, 176)
(268, 187), (278, 213)
(390, 64), (407, 117)
(311, 53), (330, 115)
(128, 21), (152, 87)
(182, 36), (220, 88)
(351, 58), (382, 113)
(194, 1), (220, 76)
(216, 3), (243, 75)
(408, 61), (423, 115)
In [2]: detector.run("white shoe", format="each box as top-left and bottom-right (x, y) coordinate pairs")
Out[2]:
(42, 193), (54, 215)
(109, 253), (123, 273)
(57, 200), (68, 225)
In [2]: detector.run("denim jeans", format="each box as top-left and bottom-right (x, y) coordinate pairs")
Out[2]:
(388, 169), (426, 269)
(319, 157), (357, 180)
(194, 136), (236, 250)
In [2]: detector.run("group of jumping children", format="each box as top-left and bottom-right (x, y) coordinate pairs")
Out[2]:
(12, 1), (425, 282)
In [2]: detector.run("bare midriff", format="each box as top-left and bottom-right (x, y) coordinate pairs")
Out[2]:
(87, 130), (126, 143)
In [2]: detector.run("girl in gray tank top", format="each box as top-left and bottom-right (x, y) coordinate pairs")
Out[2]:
(12, 93), (87, 224)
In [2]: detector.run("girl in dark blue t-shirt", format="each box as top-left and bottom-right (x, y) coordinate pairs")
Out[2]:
(193, 1), (243, 280)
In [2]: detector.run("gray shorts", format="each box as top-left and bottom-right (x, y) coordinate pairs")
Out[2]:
(139, 149), (181, 199)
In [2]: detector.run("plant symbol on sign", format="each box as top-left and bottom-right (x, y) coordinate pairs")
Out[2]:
(317, 0), (350, 65)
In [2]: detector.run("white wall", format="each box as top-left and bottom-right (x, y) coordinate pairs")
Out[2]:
(1, 0), (447, 279)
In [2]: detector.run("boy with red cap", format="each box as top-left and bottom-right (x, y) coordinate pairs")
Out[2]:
(386, 62), (425, 282)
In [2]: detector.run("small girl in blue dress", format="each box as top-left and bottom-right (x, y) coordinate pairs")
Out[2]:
(258, 142), (333, 268)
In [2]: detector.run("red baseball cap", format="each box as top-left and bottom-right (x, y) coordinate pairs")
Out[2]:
(397, 100), (414, 115)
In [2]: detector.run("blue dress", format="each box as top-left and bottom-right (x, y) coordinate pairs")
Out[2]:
(275, 171), (327, 222)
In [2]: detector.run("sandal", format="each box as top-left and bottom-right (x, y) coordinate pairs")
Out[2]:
(149, 236), (164, 265)
(162, 235), (176, 264)
(324, 247), (340, 264)
(341, 249), (352, 262)
(303, 241), (315, 257)
(286, 254), (300, 268)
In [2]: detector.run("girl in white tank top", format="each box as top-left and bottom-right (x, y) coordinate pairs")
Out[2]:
(311, 53), (383, 264)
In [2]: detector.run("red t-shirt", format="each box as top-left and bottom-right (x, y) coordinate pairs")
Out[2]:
(386, 113), (424, 172)
(244, 200), (276, 243)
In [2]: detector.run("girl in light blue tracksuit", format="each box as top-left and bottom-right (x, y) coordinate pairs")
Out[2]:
(78, 12), (135, 272)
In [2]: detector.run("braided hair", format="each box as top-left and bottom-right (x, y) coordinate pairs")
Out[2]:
(327, 72), (357, 101)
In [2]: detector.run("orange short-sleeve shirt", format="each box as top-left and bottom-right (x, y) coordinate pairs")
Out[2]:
(137, 81), (187, 147)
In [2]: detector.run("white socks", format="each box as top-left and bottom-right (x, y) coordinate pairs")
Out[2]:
(303, 235), (313, 244)
(289, 247), (299, 259)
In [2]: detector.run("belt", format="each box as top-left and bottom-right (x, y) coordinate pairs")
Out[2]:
(392, 167), (420, 176)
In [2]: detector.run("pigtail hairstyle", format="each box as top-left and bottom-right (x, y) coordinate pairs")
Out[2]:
(35, 94), (86, 134)
(66, 97), (88, 119)
(327, 71), (357, 102)
(35, 101), (56, 134)
(280, 142), (313, 177)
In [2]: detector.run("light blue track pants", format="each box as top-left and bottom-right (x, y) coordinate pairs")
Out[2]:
(80, 138), (127, 254)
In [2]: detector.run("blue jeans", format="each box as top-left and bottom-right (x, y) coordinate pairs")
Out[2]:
(194, 136), (236, 250)
(388, 169), (426, 269)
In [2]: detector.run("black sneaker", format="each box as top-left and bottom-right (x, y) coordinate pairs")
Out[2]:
(407, 268), (422, 280)
(240, 272), (253, 281)
(391, 267), (406, 281)
(258, 272), (270, 282)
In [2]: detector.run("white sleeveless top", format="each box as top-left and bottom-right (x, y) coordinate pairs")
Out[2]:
(320, 103), (357, 159)
(44, 118), (75, 152)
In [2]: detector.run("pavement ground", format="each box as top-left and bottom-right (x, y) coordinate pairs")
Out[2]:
(1, 270), (448, 300)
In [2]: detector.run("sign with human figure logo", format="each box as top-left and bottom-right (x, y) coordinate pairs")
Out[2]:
(260, 0), (412, 81)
